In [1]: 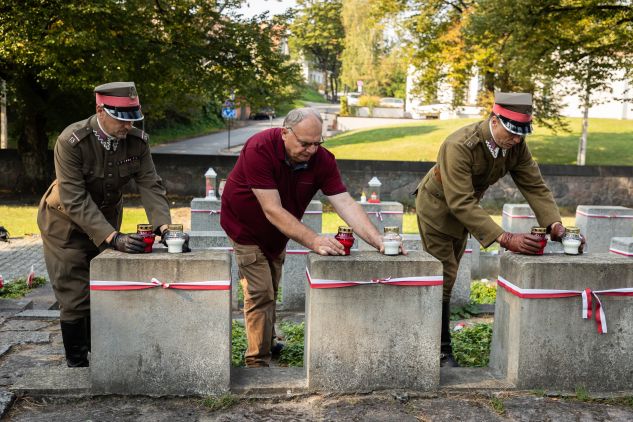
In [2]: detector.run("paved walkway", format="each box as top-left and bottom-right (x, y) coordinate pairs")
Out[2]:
(0, 236), (48, 283)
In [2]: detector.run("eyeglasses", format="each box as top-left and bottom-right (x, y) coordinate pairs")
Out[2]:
(285, 127), (325, 149)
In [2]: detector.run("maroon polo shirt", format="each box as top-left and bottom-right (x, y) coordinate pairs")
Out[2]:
(220, 128), (347, 259)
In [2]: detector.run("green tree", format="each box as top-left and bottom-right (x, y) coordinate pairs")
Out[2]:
(0, 0), (300, 193)
(290, 0), (345, 101)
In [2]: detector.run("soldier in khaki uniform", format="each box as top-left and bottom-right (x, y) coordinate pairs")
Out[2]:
(415, 92), (584, 367)
(37, 82), (173, 367)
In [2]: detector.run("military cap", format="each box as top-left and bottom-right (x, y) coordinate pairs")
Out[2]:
(493, 92), (533, 135)
(94, 81), (143, 121)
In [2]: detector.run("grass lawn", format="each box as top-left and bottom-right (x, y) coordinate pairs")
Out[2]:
(326, 117), (633, 165)
(1, 205), (575, 242)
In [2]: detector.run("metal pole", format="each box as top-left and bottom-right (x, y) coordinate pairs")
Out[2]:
(1, 79), (7, 149)
(227, 118), (231, 151)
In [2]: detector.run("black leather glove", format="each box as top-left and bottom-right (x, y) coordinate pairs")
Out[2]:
(160, 230), (191, 253)
(111, 232), (146, 253)
(499, 232), (543, 255)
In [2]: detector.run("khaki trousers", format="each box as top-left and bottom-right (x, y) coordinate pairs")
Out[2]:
(232, 241), (285, 367)
(417, 219), (468, 303)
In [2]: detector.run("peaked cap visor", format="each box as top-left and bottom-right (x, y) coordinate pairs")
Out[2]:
(497, 114), (533, 135)
(103, 105), (144, 121)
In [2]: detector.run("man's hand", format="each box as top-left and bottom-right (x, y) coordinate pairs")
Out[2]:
(499, 232), (543, 255)
(111, 232), (146, 253)
(312, 235), (346, 255)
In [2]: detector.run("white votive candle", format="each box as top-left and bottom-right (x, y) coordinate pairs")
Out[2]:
(384, 240), (400, 256)
(562, 238), (581, 255)
(166, 238), (185, 253)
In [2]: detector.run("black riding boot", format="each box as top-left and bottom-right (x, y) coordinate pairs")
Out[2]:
(84, 316), (91, 352)
(60, 319), (90, 367)
(440, 302), (459, 367)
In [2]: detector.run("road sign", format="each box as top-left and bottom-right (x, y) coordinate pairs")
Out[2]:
(222, 107), (236, 120)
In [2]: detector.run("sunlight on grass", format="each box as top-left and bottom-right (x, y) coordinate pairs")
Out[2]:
(326, 117), (633, 165)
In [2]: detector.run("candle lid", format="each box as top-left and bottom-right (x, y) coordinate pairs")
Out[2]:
(337, 226), (353, 234)
(137, 224), (153, 232)
(530, 226), (546, 234)
(384, 226), (400, 234)
(566, 226), (581, 234)
(167, 224), (184, 232)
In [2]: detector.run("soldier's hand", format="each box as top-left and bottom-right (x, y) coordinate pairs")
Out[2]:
(159, 230), (191, 253)
(499, 232), (542, 255)
(549, 222), (566, 242)
(112, 232), (146, 253)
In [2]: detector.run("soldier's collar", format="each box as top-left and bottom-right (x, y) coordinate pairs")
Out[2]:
(94, 116), (119, 152)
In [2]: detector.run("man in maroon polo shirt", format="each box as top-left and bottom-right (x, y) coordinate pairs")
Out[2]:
(221, 107), (392, 367)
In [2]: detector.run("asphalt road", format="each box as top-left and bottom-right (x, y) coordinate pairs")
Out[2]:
(152, 102), (340, 156)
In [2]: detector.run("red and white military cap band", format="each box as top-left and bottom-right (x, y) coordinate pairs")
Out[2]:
(492, 104), (532, 123)
(95, 93), (141, 108)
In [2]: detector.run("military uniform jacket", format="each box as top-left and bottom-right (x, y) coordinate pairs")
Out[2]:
(417, 119), (561, 247)
(39, 115), (171, 247)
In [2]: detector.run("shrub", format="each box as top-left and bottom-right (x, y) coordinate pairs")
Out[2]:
(231, 320), (247, 367)
(0, 276), (47, 299)
(451, 323), (493, 367)
(278, 321), (305, 367)
(470, 280), (497, 304)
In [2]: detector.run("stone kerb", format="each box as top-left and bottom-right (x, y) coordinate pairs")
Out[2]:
(190, 197), (223, 232)
(402, 234), (473, 306)
(576, 205), (633, 253)
(357, 201), (404, 251)
(490, 253), (633, 391)
(281, 201), (323, 311)
(90, 249), (232, 396)
(305, 251), (443, 392)
(610, 237), (633, 257)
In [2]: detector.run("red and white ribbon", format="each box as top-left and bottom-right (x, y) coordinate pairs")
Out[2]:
(366, 211), (403, 222)
(497, 276), (633, 334)
(191, 209), (221, 215)
(306, 268), (442, 289)
(502, 210), (535, 219)
(90, 277), (231, 291)
(464, 248), (473, 254)
(576, 210), (633, 219)
(303, 211), (323, 214)
(609, 247), (633, 257)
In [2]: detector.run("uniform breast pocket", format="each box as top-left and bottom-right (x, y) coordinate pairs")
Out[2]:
(82, 166), (104, 183)
(119, 161), (141, 178)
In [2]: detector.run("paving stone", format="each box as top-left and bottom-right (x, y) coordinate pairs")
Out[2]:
(13, 310), (60, 320)
(10, 367), (90, 397)
(231, 367), (307, 395)
(0, 344), (10, 358)
(0, 320), (49, 331)
(0, 390), (15, 419)
(439, 367), (514, 390)
(0, 299), (33, 312)
(0, 331), (50, 347)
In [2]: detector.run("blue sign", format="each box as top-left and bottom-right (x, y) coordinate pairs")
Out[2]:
(222, 107), (236, 120)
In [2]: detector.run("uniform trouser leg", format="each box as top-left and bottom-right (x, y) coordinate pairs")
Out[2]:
(232, 241), (284, 368)
(41, 232), (98, 366)
(417, 219), (468, 354)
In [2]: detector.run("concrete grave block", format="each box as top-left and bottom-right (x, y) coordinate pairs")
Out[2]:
(402, 234), (472, 306)
(280, 201), (322, 311)
(90, 249), (232, 396)
(188, 231), (239, 310)
(490, 253), (633, 391)
(501, 204), (537, 234)
(610, 237), (633, 257)
(306, 251), (443, 392)
(576, 206), (633, 253)
(190, 197), (223, 232)
(356, 201), (404, 251)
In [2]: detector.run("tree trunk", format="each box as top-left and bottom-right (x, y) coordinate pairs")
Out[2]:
(577, 70), (591, 166)
(17, 107), (51, 194)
